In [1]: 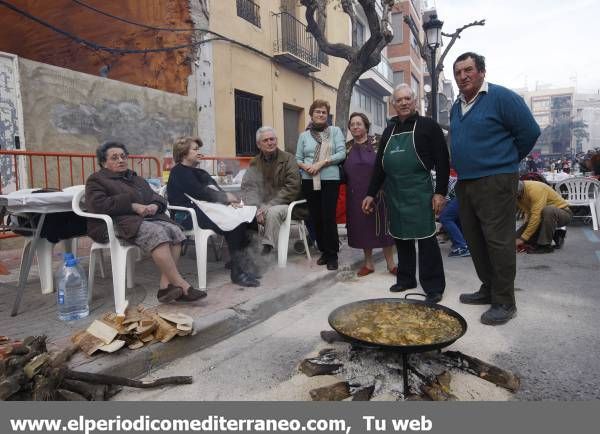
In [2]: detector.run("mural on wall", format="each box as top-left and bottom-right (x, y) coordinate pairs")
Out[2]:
(51, 100), (195, 155)
(0, 53), (20, 193)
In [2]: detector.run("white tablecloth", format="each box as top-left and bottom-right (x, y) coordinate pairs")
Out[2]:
(542, 172), (572, 184)
(0, 189), (77, 214)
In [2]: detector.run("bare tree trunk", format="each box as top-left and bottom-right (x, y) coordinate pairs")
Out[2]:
(335, 65), (364, 132)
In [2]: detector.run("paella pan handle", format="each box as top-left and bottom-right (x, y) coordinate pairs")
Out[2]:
(404, 292), (426, 300)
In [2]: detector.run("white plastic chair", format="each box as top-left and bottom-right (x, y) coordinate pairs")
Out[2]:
(157, 186), (218, 290)
(554, 177), (600, 230)
(278, 199), (311, 267)
(71, 186), (139, 314)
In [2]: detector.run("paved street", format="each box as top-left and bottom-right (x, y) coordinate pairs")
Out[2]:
(115, 225), (600, 401)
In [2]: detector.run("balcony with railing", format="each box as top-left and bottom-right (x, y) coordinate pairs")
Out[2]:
(272, 12), (321, 74)
(236, 0), (261, 28)
(359, 56), (394, 96)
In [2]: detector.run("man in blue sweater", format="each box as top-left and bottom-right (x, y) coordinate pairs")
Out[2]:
(450, 52), (541, 325)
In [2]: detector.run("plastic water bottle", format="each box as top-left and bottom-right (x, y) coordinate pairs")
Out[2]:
(57, 253), (89, 321)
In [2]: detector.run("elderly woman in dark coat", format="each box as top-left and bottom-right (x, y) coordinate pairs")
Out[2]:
(85, 142), (205, 303)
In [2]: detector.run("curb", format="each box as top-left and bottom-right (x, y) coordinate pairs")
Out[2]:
(73, 251), (383, 379)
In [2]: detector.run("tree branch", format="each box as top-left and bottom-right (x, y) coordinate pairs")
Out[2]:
(403, 14), (429, 64)
(340, 0), (357, 49)
(357, 0), (380, 38)
(436, 19), (485, 75)
(300, 0), (355, 60)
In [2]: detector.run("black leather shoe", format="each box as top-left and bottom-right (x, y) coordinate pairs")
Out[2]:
(480, 304), (517, 325)
(553, 229), (566, 249)
(317, 255), (328, 266)
(232, 272), (260, 287)
(459, 290), (492, 305)
(389, 282), (417, 293)
(425, 293), (443, 304)
(177, 286), (208, 302)
(327, 259), (338, 270)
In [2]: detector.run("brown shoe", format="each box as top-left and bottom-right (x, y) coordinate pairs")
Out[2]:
(177, 286), (208, 302)
(157, 285), (183, 303)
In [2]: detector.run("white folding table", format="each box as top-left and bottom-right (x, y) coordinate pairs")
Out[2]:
(0, 187), (80, 316)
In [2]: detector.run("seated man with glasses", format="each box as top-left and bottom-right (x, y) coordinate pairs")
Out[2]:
(85, 141), (206, 304)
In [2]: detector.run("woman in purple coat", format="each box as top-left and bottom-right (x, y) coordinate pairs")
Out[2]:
(344, 113), (396, 277)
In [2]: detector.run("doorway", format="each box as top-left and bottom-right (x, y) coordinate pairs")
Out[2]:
(283, 105), (302, 154)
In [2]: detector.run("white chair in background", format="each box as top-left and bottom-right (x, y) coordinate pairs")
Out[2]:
(71, 186), (138, 315)
(157, 185), (218, 290)
(554, 177), (600, 230)
(165, 204), (217, 290)
(278, 199), (311, 267)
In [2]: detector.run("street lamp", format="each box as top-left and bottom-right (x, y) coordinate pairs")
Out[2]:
(423, 14), (443, 122)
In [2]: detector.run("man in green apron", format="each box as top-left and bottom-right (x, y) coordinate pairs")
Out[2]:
(363, 84), (450, 304)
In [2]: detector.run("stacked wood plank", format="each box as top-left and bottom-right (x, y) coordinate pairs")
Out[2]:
(72, 306), (194, 356)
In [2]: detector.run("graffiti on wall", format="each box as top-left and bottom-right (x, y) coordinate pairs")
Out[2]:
(0, 54), (20, 192)
(51, 100), (195, 155)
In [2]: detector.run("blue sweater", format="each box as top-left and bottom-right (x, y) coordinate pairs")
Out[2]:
(449, 83), (540, 180)
(295, 126), (346, 180)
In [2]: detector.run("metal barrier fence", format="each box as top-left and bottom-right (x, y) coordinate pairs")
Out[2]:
(197, 156), (252, 177)
(0, 150), (160, 194)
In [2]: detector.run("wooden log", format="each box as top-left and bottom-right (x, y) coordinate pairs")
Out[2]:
(410, 363), (457, 401)
(443, 351), (520, 392)
(62, 369), (193, 389)
(299, 359), (342, 377)
(309, 381), (351, 401)
(60, 379), (97, 401)
(32, 372), (62, 401)
(320, 330), (346, 343)
(318, 348), (337, 357)
(352, 385), (375, 401)
(0, 373), (26, 400)
(49, 345), (79, 368)
(56, 389), (87, 401)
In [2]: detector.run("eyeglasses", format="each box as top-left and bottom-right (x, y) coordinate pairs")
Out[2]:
(108, 154), (128, 162)
(313, 109), (328, 115)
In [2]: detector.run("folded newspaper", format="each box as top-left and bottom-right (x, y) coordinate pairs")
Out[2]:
(185, 193), (256, 231)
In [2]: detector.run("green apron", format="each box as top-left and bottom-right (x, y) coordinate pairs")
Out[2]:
(382, 121), (436, 240)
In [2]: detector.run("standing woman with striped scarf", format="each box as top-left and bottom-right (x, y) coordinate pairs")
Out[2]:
(295, 100), (346, 270)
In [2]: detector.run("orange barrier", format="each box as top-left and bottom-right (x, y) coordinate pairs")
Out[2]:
(0, 150), (160, 194)
(197, 156), (252, 176)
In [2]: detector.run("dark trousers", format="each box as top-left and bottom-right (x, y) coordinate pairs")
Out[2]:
(395, 235), (445, 295)
(456, 173), (518, 306)
(517, 206), (572, 246)
(302, 180), (340, 260)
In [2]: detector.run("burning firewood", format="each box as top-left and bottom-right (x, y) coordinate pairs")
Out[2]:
(309, 381), (351, 401)
(441, 351), (520, 392)
(299, 344), (519, 401)
(0, 336), (192, 401)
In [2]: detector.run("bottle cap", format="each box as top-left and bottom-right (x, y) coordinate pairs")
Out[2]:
(64, 253), (78, 267)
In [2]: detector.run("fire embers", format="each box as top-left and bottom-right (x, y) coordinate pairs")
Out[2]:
(298, 331), (520, 401)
